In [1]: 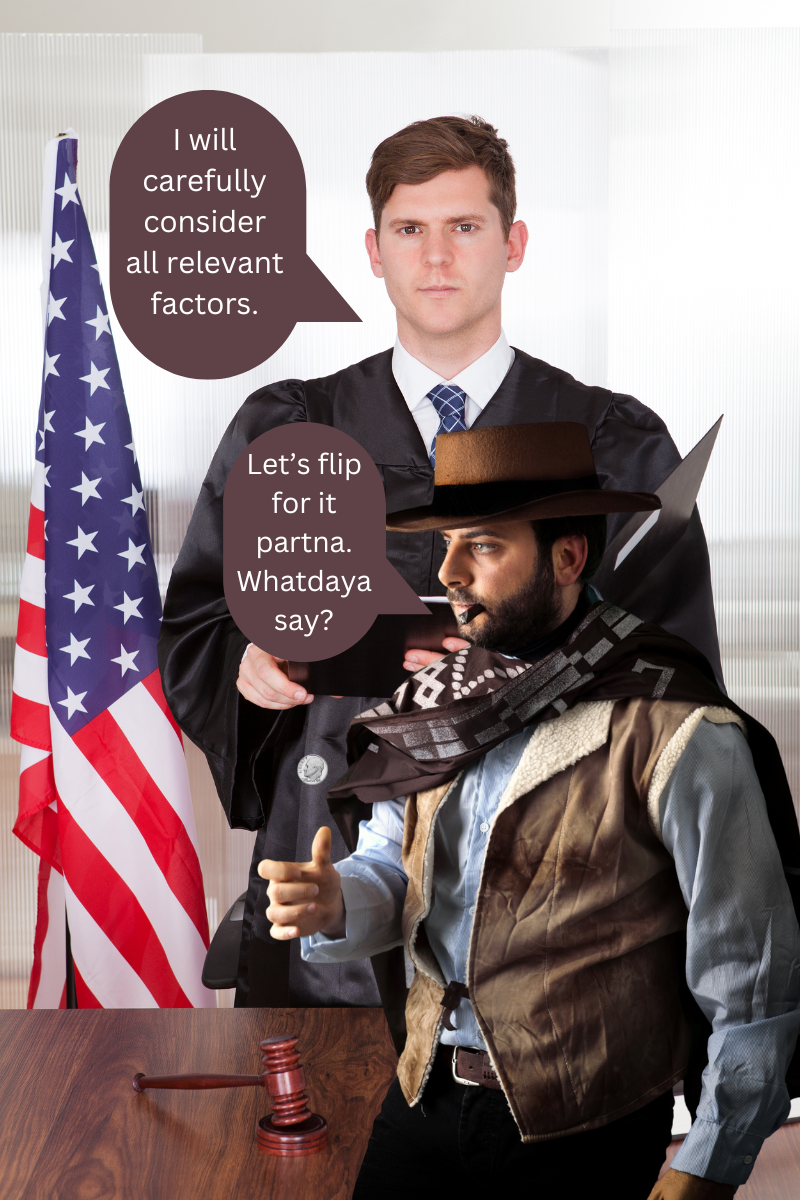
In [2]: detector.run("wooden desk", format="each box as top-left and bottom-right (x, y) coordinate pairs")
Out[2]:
(2, 1008), (799, 1198)
(0, 1008), (397, 1200)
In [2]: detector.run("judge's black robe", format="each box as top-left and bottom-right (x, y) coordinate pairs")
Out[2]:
(158, 347), (722, 1010)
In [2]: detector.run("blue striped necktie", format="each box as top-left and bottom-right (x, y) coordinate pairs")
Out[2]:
(428, 383), (467, 468)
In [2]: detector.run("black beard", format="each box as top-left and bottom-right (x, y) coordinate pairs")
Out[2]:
(449, 556), (564, 655)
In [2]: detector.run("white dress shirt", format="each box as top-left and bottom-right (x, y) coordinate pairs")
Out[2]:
(391, 333), (515, 457)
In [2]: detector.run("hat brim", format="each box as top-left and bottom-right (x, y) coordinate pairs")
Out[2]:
(386, 489), (661, 532)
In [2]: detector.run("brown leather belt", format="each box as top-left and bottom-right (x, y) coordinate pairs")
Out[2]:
(449, 1046), (503, 1091)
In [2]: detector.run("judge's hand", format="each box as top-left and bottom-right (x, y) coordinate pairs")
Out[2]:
(259, 826), (345, 941)
(646, 1169), (735, 1200)
(237, 644), (314, 710)
(403, 636), (470, 673)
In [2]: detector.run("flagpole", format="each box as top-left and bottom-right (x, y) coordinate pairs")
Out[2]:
(64, 915), (77, 1009)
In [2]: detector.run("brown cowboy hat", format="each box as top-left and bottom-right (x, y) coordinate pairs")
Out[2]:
(386, 423), (661, 532)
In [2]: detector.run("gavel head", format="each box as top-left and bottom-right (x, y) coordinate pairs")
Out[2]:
(257, 1033), (328, 1155)
(260, 1035), (309, 1127)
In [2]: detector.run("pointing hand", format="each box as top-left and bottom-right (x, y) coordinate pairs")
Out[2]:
(258, 826), (345, 940)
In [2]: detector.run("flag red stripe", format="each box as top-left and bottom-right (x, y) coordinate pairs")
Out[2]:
(26, 505), (45, 559)
(16, 754), (57, 823)
(73, 965), (101, 1009)
(142, 670), (183, 743)
(15, 804), (61, 871)
(27, 858), (51, 1009)
(72, 711), (209, 943)
(16, 598), (47, 656)
(15, 770), (61, 871)
(10, 694), (51, 751)
(57, 803), (192, 1008)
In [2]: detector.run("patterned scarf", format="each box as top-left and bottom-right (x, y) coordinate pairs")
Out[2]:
(327, 601), (800, 905)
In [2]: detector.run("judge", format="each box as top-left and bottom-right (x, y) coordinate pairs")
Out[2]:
(159, 115), (723, 1011)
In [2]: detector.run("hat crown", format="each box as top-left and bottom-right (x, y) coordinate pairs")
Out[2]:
(434, 422), (597, 486)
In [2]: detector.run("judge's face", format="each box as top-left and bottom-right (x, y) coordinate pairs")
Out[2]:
(365, 166), (527, 343)
(438, 520), (587, 654)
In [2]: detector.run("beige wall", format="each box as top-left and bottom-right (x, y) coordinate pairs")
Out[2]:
(3, 1), (800, 53)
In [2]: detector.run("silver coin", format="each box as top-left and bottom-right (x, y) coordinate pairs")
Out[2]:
(297, 754), (328, 785)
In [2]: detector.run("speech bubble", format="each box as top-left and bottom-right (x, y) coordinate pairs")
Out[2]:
(110, 90), (359, 379)
(223, 424), (429, 660)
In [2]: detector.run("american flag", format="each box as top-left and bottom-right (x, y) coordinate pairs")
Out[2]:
(10, 132), (212, 1008)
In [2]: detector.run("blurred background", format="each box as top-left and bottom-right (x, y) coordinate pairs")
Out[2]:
(2, 2), (799, 1005)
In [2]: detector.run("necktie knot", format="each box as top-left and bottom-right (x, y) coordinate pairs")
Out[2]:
(428, 384), (467, 468)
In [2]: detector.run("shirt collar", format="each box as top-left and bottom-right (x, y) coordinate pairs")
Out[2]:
(392, 332), (515, 414)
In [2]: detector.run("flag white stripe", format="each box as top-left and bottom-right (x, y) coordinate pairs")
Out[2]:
(32, 863), (66, 1009)
(31, 461), (46, 512)
(12, 644), (49, 704)
(19, 553), (45, 608)
(20, 744), (51, 772)
(64, 878), (158, 1009)
(50, 715), (212, 1006)
(110, 684), (201, 852)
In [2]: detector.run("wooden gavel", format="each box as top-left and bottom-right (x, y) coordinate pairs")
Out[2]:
(133, 1033), (328, 1156)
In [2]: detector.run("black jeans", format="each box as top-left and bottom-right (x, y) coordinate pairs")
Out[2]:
(353, 1049), (674, 1200)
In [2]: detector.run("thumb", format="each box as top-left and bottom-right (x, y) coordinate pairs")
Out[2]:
(310, 825), (332, 869)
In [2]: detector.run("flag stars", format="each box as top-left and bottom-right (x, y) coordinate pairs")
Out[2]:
(51, 232), (74, 267)
(111, 645), (139, 676)
(121, 485), (145, 516)
(63, 579), (95, 612)
(93, 457), (119, 486)
(66, 527), (98, 558)
(85, 306), (111, 340)
(118, 539), (146, 571)
(58, 687), (88, 719)
(114, 592), (143, 624)
(60, 633), (91, 666)
(42, 465), (51, 488)
(111, 508), (139, 536)
(55, 173), (80, 210)
(44, 352), (60, 379)
(38, 408), (56, 450)
(126, 440), (137, 463)
(47, 293), (67, 325)
(71, 472), (102, 505)
(75, 417), (105, 451)
(79, 362), (111, 395)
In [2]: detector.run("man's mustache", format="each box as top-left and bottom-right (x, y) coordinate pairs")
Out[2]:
(447, 590), (488, 626)
(447, 589), (483, 607)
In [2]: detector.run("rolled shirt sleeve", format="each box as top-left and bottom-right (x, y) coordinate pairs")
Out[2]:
(659, 718), (800, 1187)
(301, 798), (408, 962)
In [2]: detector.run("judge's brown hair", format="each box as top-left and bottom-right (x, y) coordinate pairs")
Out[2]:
(366, 116), (516, 240)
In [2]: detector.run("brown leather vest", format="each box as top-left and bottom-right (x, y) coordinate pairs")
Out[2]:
(396, 697), (741, 1142)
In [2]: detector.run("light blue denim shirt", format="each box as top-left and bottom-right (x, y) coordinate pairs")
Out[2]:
(302, 717), (800, 1187)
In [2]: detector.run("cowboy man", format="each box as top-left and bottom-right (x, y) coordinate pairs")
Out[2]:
(260, 424), (800, 1199)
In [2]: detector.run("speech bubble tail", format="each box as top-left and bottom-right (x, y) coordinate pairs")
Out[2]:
(371, 560), (432, 615)
(299, 255), (361, 323)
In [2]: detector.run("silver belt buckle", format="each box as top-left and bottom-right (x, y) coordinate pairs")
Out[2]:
(451, 1046), (481, 1086)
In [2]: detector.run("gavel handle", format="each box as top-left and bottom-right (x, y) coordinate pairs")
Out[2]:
(133, 1071), (265, 1092)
